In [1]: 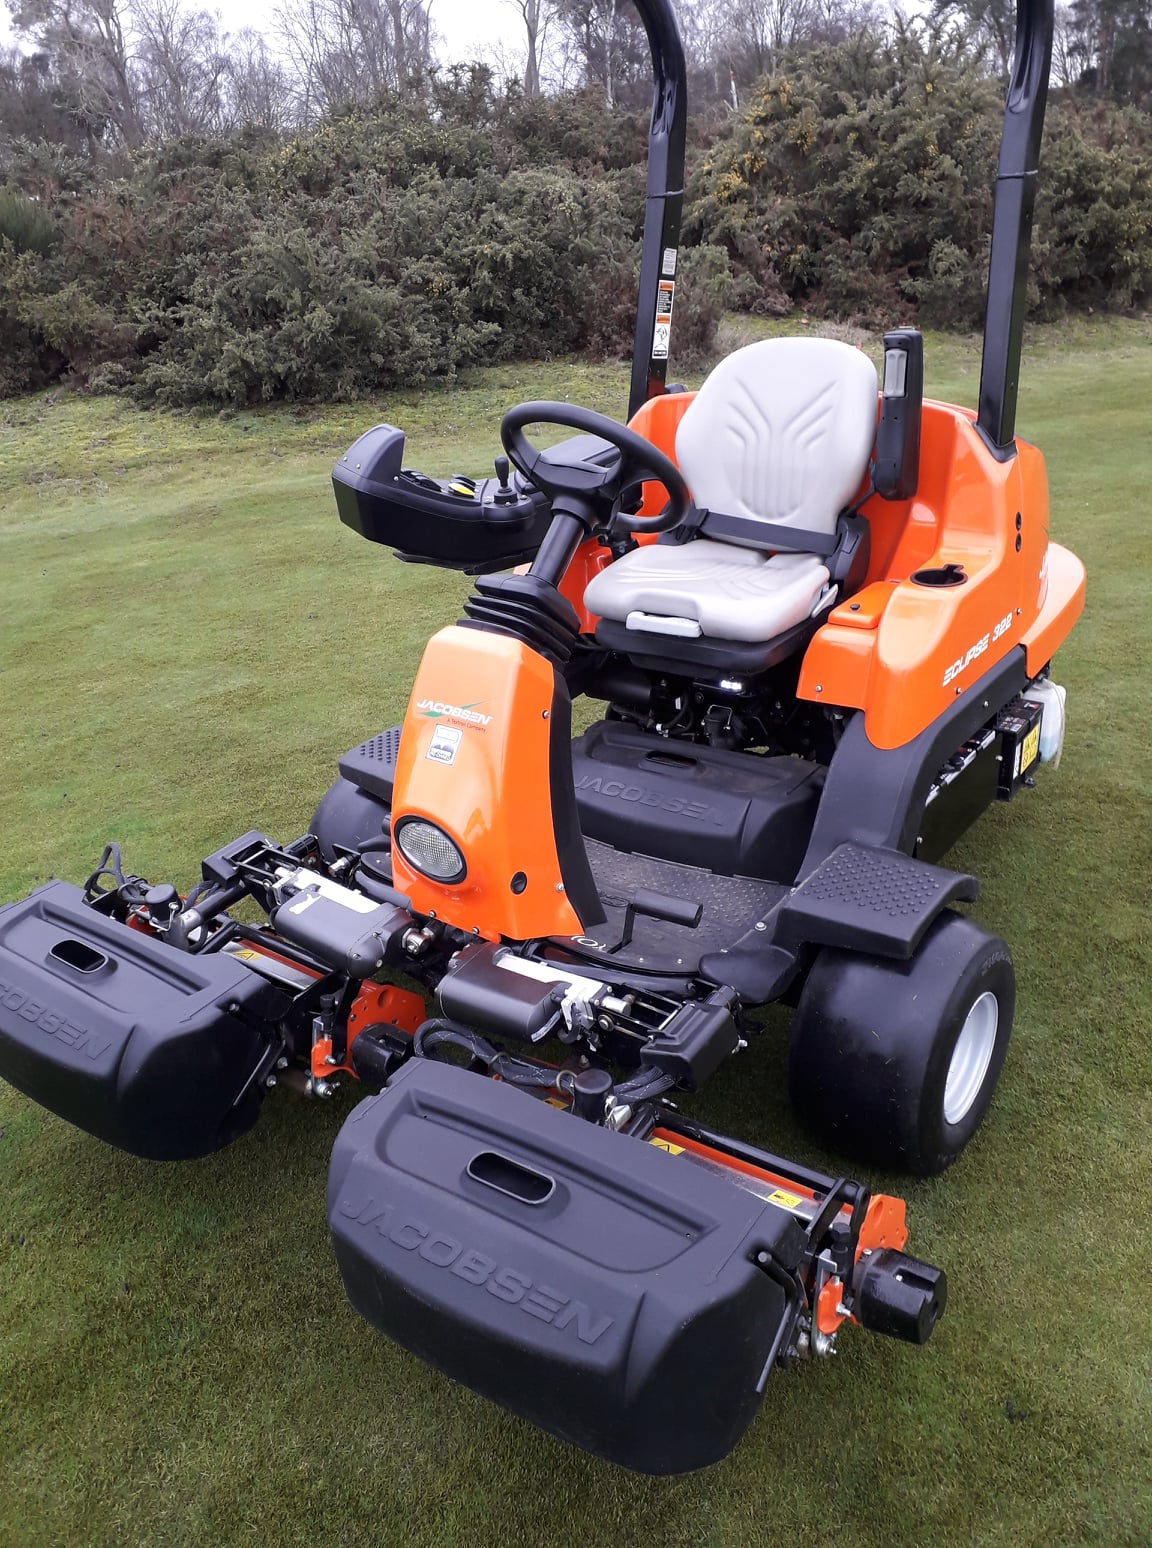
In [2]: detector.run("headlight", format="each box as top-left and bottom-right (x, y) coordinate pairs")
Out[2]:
(394, 818), (467, 883)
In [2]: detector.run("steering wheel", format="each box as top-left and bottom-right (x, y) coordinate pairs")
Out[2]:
(500, 401), (692, 535)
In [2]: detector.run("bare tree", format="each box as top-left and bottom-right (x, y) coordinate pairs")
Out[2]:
(717, 0), (827, 80)
(678, 0), (738, 105)
(503, 0), (554, 94)
(690, 0), (887, 93)
(222, 26), (294, 131)
(554, 0), (649, 105)
(8, 0), (143, 145)
(130, 0), (228, 138)
(274, 0), (433, 121)
(468, 29), (529, 89)
(930, 0), (1016, 72)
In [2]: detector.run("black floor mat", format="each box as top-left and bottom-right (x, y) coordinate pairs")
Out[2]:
(577, 840), (788, 972)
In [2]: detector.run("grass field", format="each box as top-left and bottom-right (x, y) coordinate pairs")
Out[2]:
(1, 318), (1150, 1548)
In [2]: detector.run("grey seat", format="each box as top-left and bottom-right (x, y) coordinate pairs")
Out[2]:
(585, 337), (878, 645)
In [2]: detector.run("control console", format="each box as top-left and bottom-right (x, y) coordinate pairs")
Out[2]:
(332, 424), (616, 573)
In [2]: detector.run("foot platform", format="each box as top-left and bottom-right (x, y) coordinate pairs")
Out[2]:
(338, 726), (402, 802)
(773, 843), (978, 960)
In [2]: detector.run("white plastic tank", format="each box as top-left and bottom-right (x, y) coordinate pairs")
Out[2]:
(1027, 678), (1067, 767)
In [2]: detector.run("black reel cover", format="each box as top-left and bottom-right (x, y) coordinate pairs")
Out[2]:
(0, 881), (280, 1159)
(328, 1058), (806, 1474)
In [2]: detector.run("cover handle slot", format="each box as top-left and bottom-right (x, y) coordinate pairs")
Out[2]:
(49, 939), (111, 975)
(467, 1150), (556, 1205)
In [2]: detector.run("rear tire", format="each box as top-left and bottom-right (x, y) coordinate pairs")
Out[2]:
(787, 910), (1015, 1175)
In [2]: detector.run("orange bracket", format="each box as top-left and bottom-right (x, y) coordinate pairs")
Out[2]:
(311, 982), (427, 1079)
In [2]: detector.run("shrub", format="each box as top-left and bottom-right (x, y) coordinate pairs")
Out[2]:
(687, 26), (1152, 327)
(0, 84), (716, 404)
(0, 187), (58, 254)
(686, 27), (1005, 328)
(1, 55), (1149, 405)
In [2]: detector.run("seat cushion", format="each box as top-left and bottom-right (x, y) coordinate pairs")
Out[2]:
(583, 539), (831, 643)
(674, 337), (878, 546)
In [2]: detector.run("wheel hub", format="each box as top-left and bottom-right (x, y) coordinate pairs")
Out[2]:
(943, 989), (999, 1125)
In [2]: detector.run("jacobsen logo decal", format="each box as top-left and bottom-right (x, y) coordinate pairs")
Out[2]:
(0, 976), (113, 1061)
(338, 1195), (614, 1346)
(575, 775), (724, 825)
(942, 611), (1014, 688)
(417, 699), (493, 728)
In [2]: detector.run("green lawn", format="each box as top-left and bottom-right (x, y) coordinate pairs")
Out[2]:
(1, 319), (1149, 1547)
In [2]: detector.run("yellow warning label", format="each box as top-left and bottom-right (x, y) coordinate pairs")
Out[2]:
(545, 1096), (568, 1110)
(1022, 723), (1041, 771)
(232, 948), (261, 962)
(767, 1188), (803, 1209)
(649, 1137), (685, 1155)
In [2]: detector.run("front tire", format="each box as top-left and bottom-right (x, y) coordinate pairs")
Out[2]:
(787, 910), (1015, 1175)
(311, 775), (391, 864)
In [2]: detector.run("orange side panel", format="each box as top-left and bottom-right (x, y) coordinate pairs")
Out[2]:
(799, 404), (1059, 749)
(806, 582), (899, 706)
(797, 624), (877, 712)
(389, 626), (585, 942)
(1021, 542), (1086, 675)
(826, 580), (897, 630)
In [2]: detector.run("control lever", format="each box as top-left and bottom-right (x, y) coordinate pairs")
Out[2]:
(493, 454), (516, 504)
(618, 888), (703, 950)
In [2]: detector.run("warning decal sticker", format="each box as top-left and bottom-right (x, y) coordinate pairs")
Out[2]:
(652, 279), (675, 360)
(767, 1188), (804, 1210)
(1021, 723), (1041, 772)
(648, 1136), (685, 1156)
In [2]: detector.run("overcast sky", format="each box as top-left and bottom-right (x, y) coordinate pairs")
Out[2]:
(233, 0), (523, 57)
(2, 0), (527, 62)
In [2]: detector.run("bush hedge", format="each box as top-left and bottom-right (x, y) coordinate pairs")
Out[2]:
(687, 27), (1152, 329)
(1, 45), (1150, 405)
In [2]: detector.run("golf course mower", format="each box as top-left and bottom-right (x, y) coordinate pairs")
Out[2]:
(0, 0), (1084, 1476)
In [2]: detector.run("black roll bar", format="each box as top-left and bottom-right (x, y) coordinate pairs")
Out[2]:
(628, 0), (1052, 448)
(627, 0), (688, 419)
(976, 0), (1055, 455)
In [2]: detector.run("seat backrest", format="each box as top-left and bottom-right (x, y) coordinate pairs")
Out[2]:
(675, 338), (878, 547)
